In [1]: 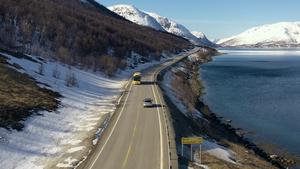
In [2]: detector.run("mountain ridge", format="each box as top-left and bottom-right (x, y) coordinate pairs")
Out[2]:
(108, 4), (217, 47)
(108, 5), (165, 31)
(218, 21), (300, 48)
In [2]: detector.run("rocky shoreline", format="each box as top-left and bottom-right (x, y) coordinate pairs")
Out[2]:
(196, 53), (297, 169)
(195, 100), (295, 168)
(159, 48), (296, 169)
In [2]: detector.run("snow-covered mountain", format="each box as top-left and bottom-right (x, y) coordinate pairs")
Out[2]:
(108, 4), (216, 47)
(145, 12), (200, 44)
(191, 31), (219, 47)
(218, 22), (300, 48)
(108, 5), (165, 31)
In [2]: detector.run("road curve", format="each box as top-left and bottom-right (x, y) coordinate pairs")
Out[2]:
(78, 48), (199, 169)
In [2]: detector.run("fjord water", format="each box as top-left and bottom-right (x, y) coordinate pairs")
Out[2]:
(200, 49), (300, 157)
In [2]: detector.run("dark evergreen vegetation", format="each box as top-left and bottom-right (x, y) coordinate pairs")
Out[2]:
(0, 0), (190, 75)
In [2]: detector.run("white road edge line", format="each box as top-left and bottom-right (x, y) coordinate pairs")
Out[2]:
(117, 80), (131, 105)
(87, 48), (196, 169)
(88, 81), (134, 169)
(154, 80), (171, 169)
(151, 84), (164, 169)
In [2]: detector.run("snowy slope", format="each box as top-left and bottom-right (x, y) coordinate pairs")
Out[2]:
(146, 12), (200, 44)
(192, 31), (219, 47)
(108, 4), (217, 47)
(218, 21), (300, 48)
(0, 53), (124, 169)
(107, 5), (165, 31)
(191, 31), (206, 39)
(0, 51), (178, 169)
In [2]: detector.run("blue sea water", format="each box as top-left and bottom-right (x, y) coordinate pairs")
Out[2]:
(200, 49), (300, 158)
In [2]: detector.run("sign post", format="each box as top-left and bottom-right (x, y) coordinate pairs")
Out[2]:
(181, 143), (183, 157)
(181, 137), (204, 163)
(199, 144), (202, 164)
(190, 144), (193, 161)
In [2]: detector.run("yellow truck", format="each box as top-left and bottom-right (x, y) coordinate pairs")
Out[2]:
(133, 72), (141, 85)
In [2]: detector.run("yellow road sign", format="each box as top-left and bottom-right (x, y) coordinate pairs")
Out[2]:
(181, 137), (204, 144)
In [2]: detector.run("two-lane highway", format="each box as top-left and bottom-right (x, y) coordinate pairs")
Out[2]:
(79, 48), (199, 169)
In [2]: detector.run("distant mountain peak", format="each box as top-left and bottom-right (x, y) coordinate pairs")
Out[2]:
(81, 0), (127, 20)
(108, 5), (165, 31)
(191, 31), (219, 47)
(191, 31), (206, 39)
(218, 21), (300, 48)
(109, 4), (217, 47)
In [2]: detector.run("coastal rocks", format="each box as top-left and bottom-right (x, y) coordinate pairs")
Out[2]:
(160, 48), (284, 169)
(269, 154), (296, 167)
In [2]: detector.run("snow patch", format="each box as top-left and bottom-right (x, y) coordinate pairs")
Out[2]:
(56, 157), (78, 168)
(61, 139), (82, 146)
(161, 64), (203, 119)
(0, 49), (180, 168)
(67, 146), (85, 154)
(202, 140), (237, 164)
(192, 162), (210, 169)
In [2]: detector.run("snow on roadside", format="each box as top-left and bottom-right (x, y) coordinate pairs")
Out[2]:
(202, 140), (237, 164)
(0, 52), (177, 169)
(189, 162), (210, 169)
(161, 57), (237, 165)
(161, 64), (202, 119)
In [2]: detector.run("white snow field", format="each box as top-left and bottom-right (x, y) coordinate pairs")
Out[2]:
(218, 21), (300, 47)
(0, 51), (177, 169)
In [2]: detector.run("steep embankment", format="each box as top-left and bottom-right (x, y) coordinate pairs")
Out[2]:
(158, 48), (291, 169)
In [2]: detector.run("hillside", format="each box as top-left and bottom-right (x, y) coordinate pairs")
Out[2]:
(0, 0), (190, 75)
(0, 52), (60, 130)
(218, 21), (300, 48)
(0, 41), (197, 169)
(108, 4), (217, 47)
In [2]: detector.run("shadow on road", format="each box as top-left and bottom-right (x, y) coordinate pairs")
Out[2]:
(144, 104), (163, 108)
(141, 81), (156, 85)
(152, 104), (163, 108)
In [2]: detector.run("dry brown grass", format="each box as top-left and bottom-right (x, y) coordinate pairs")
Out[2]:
(0, 56), (59, 130)
(191, 142), (278, 169)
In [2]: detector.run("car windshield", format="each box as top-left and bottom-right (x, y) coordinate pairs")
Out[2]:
(144, 98), (152, 102)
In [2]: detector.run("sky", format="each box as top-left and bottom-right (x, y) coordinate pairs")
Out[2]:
(98, 0), (300, 40)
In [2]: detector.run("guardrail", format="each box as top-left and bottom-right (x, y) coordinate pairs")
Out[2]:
(155, 67), (179, 169)
(155, 48), (200, 169)
(154, 58), (186, 169)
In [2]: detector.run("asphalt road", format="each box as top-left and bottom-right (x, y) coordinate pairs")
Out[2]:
(80, 48), (199, 169)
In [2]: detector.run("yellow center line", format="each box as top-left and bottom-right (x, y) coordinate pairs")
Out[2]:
(121, 144), (132, 168)
(121, 103), (140, 169)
